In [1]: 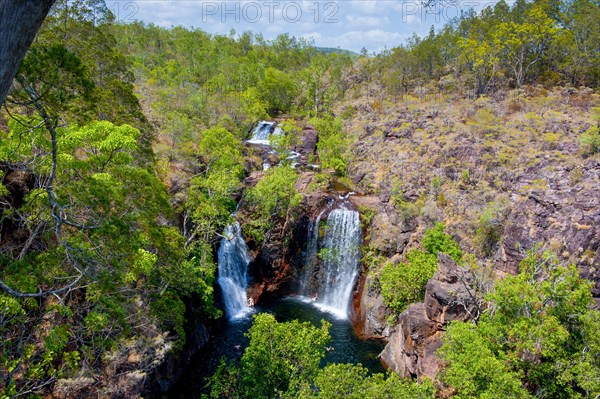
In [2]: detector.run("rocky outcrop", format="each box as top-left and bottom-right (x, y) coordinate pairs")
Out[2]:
(351, 272), (392, 339)
(349, 195), (418, 339)
(498, 159), (600, 298)
(245, 173), (332, 303)
(142, 307), (210, 397)
(349, 195), (418, 257)
(380, 253), (475, 379)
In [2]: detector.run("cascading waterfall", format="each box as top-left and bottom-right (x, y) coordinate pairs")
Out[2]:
(299, 208), (327, 294)
(301, 205), (361, 319)
(217, 222), (252, 320)
(247, 121), (275, 145)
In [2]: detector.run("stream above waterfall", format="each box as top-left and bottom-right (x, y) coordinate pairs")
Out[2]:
(166, 297), (386, 398)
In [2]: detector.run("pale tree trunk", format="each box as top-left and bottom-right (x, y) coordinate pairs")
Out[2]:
(0, 0), (56, 106)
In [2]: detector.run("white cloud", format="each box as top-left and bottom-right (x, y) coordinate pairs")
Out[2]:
(345, 15), (388, 28)
(113, 0), (446, 52)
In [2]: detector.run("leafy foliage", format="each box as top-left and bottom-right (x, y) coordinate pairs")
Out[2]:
(439, 247), (599, 399)
(380, 250), (437, 314)
(299, 363), (435, 399)
(421, 222), (463, 263)
(380, 223), (461, 313)
(244, 166), (302, 244)
(207, 313), (331, 398)
(207, 315), (435, 399)
(0, 119), (201, 395)
(311, 116), (348, 176)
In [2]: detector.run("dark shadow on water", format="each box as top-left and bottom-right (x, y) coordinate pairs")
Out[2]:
(166, 296), (386, 398)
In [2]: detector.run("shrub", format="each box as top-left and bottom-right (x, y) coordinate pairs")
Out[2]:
(422, 222), (463, 263)
(244, 166), (302, 243)
(381, 223), (463, 313)
(311, 116), (348, 176)
(474, 201), (509, 257)
(380, 250), (438, 314)
(580, 126), (600, 156)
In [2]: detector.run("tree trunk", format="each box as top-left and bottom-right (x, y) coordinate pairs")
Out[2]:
(0, 0), (56, 107)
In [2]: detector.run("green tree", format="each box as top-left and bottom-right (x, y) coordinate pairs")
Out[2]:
(259, 67), (297, 115)
(380, 250), (437, 314)
(0, 120), (200, 396)
(495, 5), (558, 87)
(381, 223), (461, 313)
(439, 322), (531, 399)
(439, 247), (598, 398)
(244, 166), (302, 243)
(300, 363), (435, 399)
(185, 126), (244, 245)
(311, 116), (348, 176)
(421, 222), (462, 263)
(207, 313), (331, 399)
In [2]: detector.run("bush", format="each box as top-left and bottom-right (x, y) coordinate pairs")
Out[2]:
(380, 249), (438, 314)
(311, 116), (348, 176)
(244, 166), (302, 243)
(580, 126), (600, 156)
(580, 107), (600, 155)
(207, 313), (330, 398)
(422, 222), (463, 263)
(380, 223), (462, 313)
(474, 201), (509, 257)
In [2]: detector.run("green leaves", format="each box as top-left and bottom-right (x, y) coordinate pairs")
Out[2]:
(303, 364), (435, 399)
(208, 314), (434, 399)
(439, 247), (598, 398)
(311, 116), (348, 176)
(208, 313), (331, 399)
(439, 322), (531, 399)
(186, 125), (244, 246)
(421, 222), (463, 263)
(244, 166), (302, 244)
(380, 223), (462, 313)
(380, 249), (437, 314)
(259, 67), (298, 115)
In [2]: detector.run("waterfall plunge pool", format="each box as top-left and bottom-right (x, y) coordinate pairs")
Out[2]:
(166, 296), (386, 398)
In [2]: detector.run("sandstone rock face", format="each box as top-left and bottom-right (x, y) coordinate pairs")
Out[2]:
(144, 317), (210, 396)
(380, 253), (475, 379)
(498, 159), (600, 297)
(348, 195), (419, 339)
(351, 272), (392, 339)
(245, 173), (332, 303)
(350, 195), (418, 257)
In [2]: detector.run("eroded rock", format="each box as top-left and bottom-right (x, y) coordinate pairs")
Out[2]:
(379, 253), (475, 379)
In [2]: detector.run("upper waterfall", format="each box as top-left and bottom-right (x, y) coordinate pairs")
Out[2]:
(217, 221), (252, 320)
(301, 204), (361, 319)
(247, 121), (282, 145)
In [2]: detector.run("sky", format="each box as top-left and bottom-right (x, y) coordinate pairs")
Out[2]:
(109, 0), (497, 53)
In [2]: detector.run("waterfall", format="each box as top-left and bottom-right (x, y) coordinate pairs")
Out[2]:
(300, 208), (327, 294)
(217, 222), (252, 320)
(247, 121), (275, 145)
(301, 205), (361, 319)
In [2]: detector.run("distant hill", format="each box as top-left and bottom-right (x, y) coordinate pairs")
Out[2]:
(315, 47), (359, 57)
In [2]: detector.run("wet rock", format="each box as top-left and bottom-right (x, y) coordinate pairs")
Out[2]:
(351, 272), (392, 339)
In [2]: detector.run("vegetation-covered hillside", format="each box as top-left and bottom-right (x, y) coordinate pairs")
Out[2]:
(0, 0), (599, 397)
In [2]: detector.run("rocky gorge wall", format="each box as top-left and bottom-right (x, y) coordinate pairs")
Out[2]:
(154, 91), (600, 393)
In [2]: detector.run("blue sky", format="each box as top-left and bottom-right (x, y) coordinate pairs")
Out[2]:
(109, 1), (495, 53)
